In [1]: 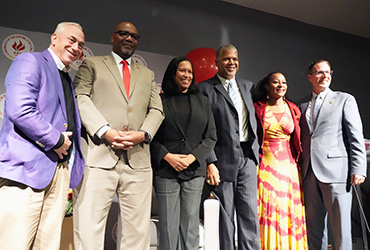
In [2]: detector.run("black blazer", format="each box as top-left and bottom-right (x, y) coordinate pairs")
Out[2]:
(197, 75), (259, 182)
(151, 91), (217, 180)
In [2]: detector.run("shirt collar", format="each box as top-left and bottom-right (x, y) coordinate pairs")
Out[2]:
(312, 88), (329, 99)
(47, 48), (69, 72)
(112, 51), (132, 66)
(217, 74), (236, 89)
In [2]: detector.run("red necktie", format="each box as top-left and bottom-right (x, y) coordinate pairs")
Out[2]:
(121, 60), (130, 98)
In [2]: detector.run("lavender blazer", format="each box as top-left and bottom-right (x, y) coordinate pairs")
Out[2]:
(0, 50), (84, 189)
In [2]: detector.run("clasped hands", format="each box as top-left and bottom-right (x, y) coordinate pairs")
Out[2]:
(164, 153), (196, 172)
(103, 128), (144, 150)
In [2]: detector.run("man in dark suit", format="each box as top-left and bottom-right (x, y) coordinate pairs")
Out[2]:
(299, 60), (367, 249)
(197, 44), (260, 250)
(0, 22), (85, 250)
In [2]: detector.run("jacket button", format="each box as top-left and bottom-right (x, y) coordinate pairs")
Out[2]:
(64, 123), (68, 128)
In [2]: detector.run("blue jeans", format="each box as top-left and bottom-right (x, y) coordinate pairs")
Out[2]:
(154, 175), (205, 250)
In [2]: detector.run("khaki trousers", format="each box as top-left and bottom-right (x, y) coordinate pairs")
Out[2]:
(73, 160), (152, 250)
(0, 162), (69, 250)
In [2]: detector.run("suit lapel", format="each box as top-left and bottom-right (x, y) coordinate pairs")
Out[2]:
(42, 50), (67, 122)
(166, 94), (204, 136)
(165, 96), (185, 136)
(315, 89), (335, 129)
(103, 55), (128, 102)
(211, 76), (235, 110)
(184, 94), (200, 135)
(129, 60), (140, 99)
(237, 79), (253, 114)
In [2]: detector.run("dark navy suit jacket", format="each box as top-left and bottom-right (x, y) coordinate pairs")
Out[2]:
(197, 75), (259, 182)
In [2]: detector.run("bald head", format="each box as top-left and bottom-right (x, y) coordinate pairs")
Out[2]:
(111, 22), (139, 59)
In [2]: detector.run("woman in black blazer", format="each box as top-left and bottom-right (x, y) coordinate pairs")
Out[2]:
(151, 57), (217, 250)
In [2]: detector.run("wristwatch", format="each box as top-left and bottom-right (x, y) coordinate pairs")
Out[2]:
(140, 130), (151, 144)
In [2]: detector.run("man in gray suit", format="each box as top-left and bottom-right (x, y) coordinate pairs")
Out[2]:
(197, 44), (260, 250)
(299, 60), (367, 250)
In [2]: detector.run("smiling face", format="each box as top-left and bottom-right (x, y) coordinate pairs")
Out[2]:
(265, 73), (287, 100)
(111, 22), (139, 59)
(50, 24), (85, 67)
(175, 60), (193, 93)
(215, 48), (239, 80)
(308, 61), (332, 94)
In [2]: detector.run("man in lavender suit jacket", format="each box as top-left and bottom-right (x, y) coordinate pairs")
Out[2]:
(0, 22), (85, 250)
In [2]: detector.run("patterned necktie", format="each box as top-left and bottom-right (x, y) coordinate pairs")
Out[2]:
(121, 60), (130, 99)
(227, 80), (245, 140)
(312, 95), (322, 129)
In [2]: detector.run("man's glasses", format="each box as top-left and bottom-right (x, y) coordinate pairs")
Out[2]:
(310, 70), (333, 76)
(114, 30), (140, 41)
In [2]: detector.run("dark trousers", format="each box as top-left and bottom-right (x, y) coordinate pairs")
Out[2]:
(213, 143), (260, 250)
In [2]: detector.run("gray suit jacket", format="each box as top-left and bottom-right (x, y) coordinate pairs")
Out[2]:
(74, 54), (164, 169)
(197, 75), (259, 182)
(299, 89), (367, 183)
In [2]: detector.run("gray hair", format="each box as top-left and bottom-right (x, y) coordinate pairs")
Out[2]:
(216, 44), (237, 59)
(54, 22), (83, 34)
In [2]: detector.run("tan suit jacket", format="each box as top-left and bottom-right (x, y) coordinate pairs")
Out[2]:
(74, 54), (164, 169)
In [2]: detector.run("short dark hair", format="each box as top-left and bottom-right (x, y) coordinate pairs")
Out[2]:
(161, 56), (196, 95)
(307, 60), (331, 74)
(253, 71), (281, 102)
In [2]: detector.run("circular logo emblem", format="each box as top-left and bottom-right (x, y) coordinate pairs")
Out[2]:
(2, 34), (34, 60)
(0, 93), (6, 119)
(132, 54), (147, 67)
(70, 45), (94, 70)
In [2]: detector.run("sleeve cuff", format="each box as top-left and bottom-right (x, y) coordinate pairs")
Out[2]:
(53, 134), (64, 149)
(96, 125), (110, 139)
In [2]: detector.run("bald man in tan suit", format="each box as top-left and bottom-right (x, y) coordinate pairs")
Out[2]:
(72, 22), (164, 250)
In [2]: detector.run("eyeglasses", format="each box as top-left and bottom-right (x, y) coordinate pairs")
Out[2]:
(310, 70), (333, 76)
(114, 30), (140, 41)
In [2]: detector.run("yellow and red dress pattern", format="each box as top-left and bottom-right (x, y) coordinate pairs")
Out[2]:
(257, 103), (307, 250)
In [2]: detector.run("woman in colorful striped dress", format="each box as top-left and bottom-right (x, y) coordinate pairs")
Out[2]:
(253, 72), (308, 250)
